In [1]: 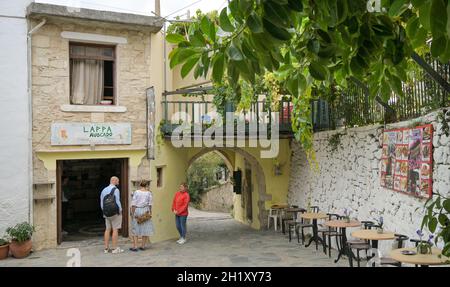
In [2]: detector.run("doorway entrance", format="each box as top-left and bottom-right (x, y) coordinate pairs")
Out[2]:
(56, 158), (129, 244)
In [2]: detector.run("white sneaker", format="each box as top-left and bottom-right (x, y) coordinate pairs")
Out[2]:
(104, 248), (110, 254)
(111, 247), (124, 254)
(178, 238), (186, 244)
(176, 238), (183, 243)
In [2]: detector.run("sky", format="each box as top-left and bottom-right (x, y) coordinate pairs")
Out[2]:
(36, 0), (227, 19)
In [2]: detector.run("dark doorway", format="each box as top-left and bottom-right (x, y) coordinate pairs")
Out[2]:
(57, 158), (128, 243)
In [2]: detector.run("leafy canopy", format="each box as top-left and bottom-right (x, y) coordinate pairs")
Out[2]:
(167, 0), (450, 158)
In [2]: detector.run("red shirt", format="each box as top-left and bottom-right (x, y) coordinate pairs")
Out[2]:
(172, 191), (190, 216)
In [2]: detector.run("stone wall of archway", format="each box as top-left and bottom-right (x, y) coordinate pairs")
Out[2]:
(187, 147), (270, 229)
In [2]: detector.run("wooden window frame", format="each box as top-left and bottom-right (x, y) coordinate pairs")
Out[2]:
(69, 42), (117, 105)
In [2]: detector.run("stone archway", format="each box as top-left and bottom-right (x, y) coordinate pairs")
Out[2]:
(188, 147), (269, 229)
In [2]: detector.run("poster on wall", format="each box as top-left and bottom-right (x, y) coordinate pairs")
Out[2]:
(380, 124), (433, 198)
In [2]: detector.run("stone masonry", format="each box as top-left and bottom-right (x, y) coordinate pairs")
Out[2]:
(30, 16), (155, 249)
(288, 108), (450, 254)
(198, 182), (234, 213)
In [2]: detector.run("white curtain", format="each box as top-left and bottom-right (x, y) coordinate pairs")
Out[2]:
(71, 59), (104, 105)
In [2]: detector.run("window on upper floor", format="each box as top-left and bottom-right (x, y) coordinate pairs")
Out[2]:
(69, 43), (115, 105)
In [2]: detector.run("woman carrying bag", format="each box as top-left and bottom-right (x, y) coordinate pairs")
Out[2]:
(130, 180), (154, 251)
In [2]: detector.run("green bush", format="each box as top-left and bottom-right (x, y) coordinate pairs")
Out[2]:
(6, 222), (35, 243)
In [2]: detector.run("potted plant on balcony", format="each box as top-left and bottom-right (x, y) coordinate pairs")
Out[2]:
(6, 222), (35, 258)
(0, 237), (10, 260)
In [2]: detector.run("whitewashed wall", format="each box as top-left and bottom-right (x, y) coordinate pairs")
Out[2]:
(0, 0), (33, 234)
(288, 109), (450, 255)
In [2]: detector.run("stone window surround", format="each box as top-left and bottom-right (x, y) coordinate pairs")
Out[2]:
(60, 31), (128, 113)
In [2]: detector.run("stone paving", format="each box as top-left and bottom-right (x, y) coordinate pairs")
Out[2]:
(0, 208), (347, 267)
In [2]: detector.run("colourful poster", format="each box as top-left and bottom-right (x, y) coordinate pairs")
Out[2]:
(380, 124), (433, 198)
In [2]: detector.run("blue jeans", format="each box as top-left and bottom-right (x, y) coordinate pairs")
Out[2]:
(175, 215), (187, 238)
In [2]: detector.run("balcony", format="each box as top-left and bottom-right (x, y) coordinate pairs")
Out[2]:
(161, 88), (294, 138)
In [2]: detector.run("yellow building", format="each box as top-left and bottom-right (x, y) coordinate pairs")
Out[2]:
(28, 2), (292, 250)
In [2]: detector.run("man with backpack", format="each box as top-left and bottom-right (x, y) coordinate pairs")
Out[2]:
(100, 176), (123, 254)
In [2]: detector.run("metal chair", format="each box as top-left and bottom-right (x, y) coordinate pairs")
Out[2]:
(347, 221), (375, 267)
(286, 208), (307, 242)
(319, 214), (343, 257)
(281, 205), (299, 234)
(295, 206), (320, 244)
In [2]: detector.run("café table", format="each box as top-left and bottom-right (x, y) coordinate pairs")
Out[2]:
(351, 229), (395, 266)
(389, 247), (450, 267)
(300, 212), (328, 249)
(324, 220), (361, 263)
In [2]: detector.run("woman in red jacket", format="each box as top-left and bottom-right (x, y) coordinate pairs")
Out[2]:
(172, 183), (190, 244)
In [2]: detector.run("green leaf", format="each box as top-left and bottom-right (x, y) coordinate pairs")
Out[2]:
(443, 242), (450, 257)
(200, 16), (212, 37)
(227, 41), (244, 61)
(219, 8), (234, 32)
(428, 217), (438, 233)
(389, 74), (404, 97)
(411, 27), (429, 48)
(421, 215), (429, 230)
(307, 39), (320, 54)
(389, 0), (408, 17)
(439, 214), (449, 226)
(263, 18), (292, 41)
(336, 0), (348, 24)
(263, 1), (290, 28)
(171, 48), (197, 68)
(286, 74), (299, 96)
(247, 12), (264, 33)
(166, 33), (186, 44)
(430, 0), (447, 37)
(431, 36), (448, 57)
(209, 22), (216, 42)
(309, 62), (329, 81)
(288, 0), (303, 12)
(229, 0), (243, 23)
(406, 16), (420, 40)
(212, 53), (225, 83)
(239, 0), (253, 15)
(419, 2), (432, 31)
(189, 31), (206, 47)
(181, 55), (200, 78)
(443, 199), (450, 213)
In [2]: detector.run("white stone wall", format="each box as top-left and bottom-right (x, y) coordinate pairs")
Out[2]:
(0, 0), (33, 235)
(288, 109), (450, 254)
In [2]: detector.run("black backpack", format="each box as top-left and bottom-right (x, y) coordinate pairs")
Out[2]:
(102, 187), (119, 217)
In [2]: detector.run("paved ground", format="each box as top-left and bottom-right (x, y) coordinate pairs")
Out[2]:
(0, 208), (347, 267)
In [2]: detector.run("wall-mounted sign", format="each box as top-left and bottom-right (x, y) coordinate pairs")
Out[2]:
(380, 124), (433, 199)
(51, 122), (131, 146)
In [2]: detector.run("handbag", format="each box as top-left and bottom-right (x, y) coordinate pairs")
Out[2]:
(136, 210), (152, 224)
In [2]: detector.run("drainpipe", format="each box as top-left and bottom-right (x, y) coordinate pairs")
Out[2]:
(27, 18), (46, 225)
